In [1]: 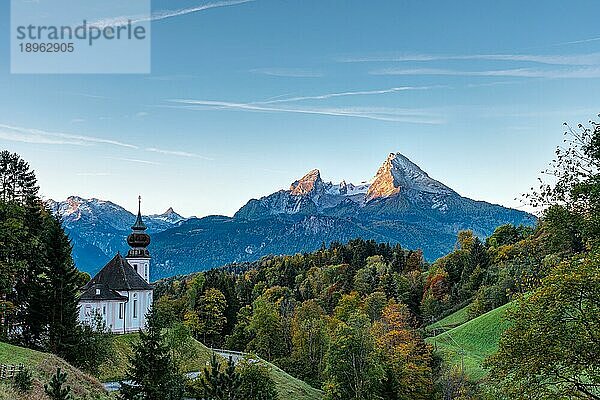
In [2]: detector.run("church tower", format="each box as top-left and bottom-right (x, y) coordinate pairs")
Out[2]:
(126, 196), (151, 283)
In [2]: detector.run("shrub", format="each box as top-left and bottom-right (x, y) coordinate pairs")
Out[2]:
(238, 359), (278, 400)
(13, 367), (33, 393)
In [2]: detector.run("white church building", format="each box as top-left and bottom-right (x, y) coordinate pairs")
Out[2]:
(78, 197), (153, 334)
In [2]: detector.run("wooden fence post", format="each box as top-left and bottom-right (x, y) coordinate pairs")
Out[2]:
(0, 364), (24, 380)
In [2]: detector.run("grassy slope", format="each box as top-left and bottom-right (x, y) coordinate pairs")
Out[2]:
(99, 334), (323, 400)
(98, 333), (213, 382)
(426, 302), (513, 380)
(426, 304), (473, 334)
(265, 361), (323, 400)
(0, 341), (111, 400)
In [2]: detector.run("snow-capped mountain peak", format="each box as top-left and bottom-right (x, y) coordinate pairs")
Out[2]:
(47, 196), (186, 232)
(150, 207), (185, 224)
(54, 155), (534, 277)
(366, 152), (454, 201)
(290, 169), (324, 196)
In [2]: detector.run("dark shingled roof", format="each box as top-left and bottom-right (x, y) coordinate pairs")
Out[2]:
(83, 253), (152, 291)
(80, 283), (128, 301)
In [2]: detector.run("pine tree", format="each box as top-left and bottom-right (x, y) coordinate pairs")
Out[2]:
(18, 208), (52, 349)
(44, 367), (73, 400)
(44, 215), (81, 360)
(120, 307), (185, 400)
(0, 151), (45, 346)
(0, 150), (39, 205)
(200, 354), (242, 400)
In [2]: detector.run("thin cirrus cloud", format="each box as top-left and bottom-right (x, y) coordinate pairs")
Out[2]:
(145, 147), (213, 160)
(370, 66), (600, 79)
(553, 36), (600, 46)
(90, 0), (254, 28)
(252, 85), (439, 105)
(250, 68), (325, 78)
(166, 84), (444, 123)
(76, 172), (112, 176)
(168, 99), (443, 124)
(109, 157), (162, 166)
(0, 123), (137, 148)
(0, 123), (213, 161)
(339, 52), (600, 66)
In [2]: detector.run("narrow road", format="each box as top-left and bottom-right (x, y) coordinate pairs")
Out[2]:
(210, 348), (253, 365)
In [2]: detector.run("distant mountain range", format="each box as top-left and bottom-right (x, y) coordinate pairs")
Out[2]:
(46, 197), (185, 275)
(49, 153), (535, 279)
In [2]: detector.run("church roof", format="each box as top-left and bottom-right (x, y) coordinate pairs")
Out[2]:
(84, 253), (152, 292)
(80, 283), (128, 301)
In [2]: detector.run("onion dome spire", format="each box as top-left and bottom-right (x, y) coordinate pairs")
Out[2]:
(127, 196), (151, 252)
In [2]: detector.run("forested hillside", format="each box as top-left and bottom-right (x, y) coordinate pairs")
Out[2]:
(153, 117), (600, 399)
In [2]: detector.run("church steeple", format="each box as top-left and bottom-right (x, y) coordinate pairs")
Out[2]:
(126, 196), (151, 283)
(132, 196), (147, 231)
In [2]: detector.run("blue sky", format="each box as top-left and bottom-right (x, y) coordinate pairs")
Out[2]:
(1, 0), (599, 216)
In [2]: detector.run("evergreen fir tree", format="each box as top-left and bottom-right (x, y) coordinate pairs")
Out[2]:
(17, 207), (50, 350)
(120, 307), (185, 400)
(44, 215), (81, 360)
(200, 354), (242, 400)
(44, 367), (73, 400)
(0, 151), (46, 347)
(0, 150), (39, 204)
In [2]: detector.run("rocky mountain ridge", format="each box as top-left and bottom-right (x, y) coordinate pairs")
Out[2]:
(49, 152), (535, 278)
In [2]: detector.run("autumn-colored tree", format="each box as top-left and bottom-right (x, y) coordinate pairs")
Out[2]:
(372, 303), (433, 400)
(421, 268), (450, 319)
(457, 231), (477, 252)
(405, 250), (424, 272)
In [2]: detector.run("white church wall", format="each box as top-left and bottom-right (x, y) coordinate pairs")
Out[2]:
(78, 300), (121, 333)
(110, 289), (153, 333)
